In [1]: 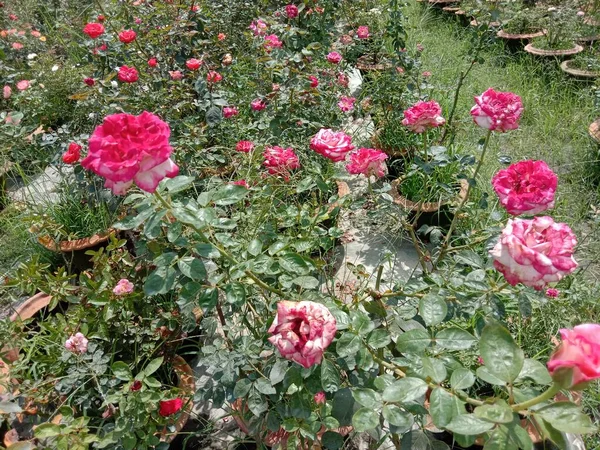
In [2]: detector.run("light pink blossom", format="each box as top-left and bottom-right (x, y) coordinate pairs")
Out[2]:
(310, 129), (354, 162)
(471, 88), (523, 132)
(268, 301), (336, 368)
(338, 96), (356, 112)
(327, 51), (342, 64)
(263, 146), (300, 177)
(402, 100), (445, 133)
(357, 26), (369, 39)
(65, 332), (89, 354)
(249, 19), (268, 36)
(16, 80), (30, 91)
(113, 279), (134, 295)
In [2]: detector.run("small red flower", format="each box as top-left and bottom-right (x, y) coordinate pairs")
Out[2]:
(148, 57), (158, 67)
(62, 143), (81, 164)
(206, 71), (222, 83)
(97, 15), (105, 22)
(118, 66), (139, 83)
(130, 380), (142, 392)
(159, 398), (183, 417)
(83, 23), (105, 39)
(119, 29), (137, 44)
(186, 58), (202, 70)
(83, 77), (95, 86)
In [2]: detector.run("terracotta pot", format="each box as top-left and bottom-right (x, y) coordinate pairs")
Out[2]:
(231, 398), (352, 448)
(442, 6), (461, 13)
(524, 43), (584, 57)
(390, 178), (469, 214)
(560, 59), (600, 79)
(469, 20), (501, 28)
(589, 118), (600, 143)
(576, 34), (600, 44)
(496, 29), (546, 40)
(37, 229), (116, 253)
(428, 0), (459, 5)
(356, 54), (392, 72)
(160, 355), (195, 444)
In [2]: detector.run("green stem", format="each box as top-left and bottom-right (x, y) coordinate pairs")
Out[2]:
(435, 128), (493, 268)
(511, 383), (561, 412)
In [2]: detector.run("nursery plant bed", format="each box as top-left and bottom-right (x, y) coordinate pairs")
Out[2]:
(496, 29), (546, 41)
(524, 43), (584, 57)
(560, 60), (600, 79)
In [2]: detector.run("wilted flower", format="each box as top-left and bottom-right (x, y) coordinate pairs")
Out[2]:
(169, 70), (183, 80)
(84, 77), (95, 86)
(113, 279), (134, 295)
(338, 96), (356, 112)
(249, 19), (268, 36)
(263, 146), (300, 178)
(16, 80), (30, 91)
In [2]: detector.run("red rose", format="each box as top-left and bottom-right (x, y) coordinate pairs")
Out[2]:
(83, 23), (105, 39)
(83, 77), (95, 86)
(148, 57), (158, 67)
(159, 398), (183, 417)
(62, 143), (81, 164)
(206, 71), (222, 83)
(119, 29), (137, 44)
(118, 66), (139, 83)
(130, 380), (142, 392)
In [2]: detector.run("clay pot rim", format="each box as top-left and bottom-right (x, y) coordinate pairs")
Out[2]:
(442, 6), (461, 12)
(524, 43), (584, 57)
(356, 54), (393, 72)
(469, 20), (501, 28)
(496, 29), (546, 40)
(371, 129), (414, 158)
(390, 178), (469, 213)
(560, 59), (600, 78)
(428, 0), (459, 4)
(38, 229), (116, 252)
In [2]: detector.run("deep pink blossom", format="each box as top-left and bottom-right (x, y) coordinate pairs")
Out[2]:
(264, 34), (283, 51)
(268, 301), (336, 368)
(357, 26), (369, 39)
(118, 29), (137, 44)
(310, 129), (354, 162)
(314, 392), (326, 405)
(83, 23), (104, 39)
(309, 76), (318, 88)
(346, 148), (388, 178)
(206, 70), (222, 83)
(223, 107), (239, 118)
(492, 160), (558, 216)
(263, 146), (300, 177)
(251, 98), (266, 111)
(327, 52), (342, 64)
(546, 288), (559, 298)
(236, 141), (254, 153)
(285, 4), (299, 18)
(402, 100), (445, 133)
(471, 88), (523, 132)
(249, 19), (268, 36)
(118, 66), (139, 83)
(338, 96), (356, 112)
(81, 112), (179, 195)
(169, 70), (183, 80)
(186, 58), (202, 70)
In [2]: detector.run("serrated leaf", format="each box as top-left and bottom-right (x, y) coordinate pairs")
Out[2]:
(144, 357), (164, 376)
(34, 423), (62, 438)
(351, 388), (381, 409)
(535, 402), (597, 434)
(270, 360), (288, 385)
(382, 377), (428, 403)
(396, 328), (431, 353)
(111, 361), (132, 381)
(292, 276), (319, 289)
(515, 359), (552, 385)
(480, 324), (524, 383)
(367, 328), (391, 349)
(474, 401), (514, 424)
(435, 327), (477, 350)
(255, 378), (277, 395)
(450, 368), (476, 390)
(225, 282), (246, 305)
(352, 407), (380, 432)
(336, 332), (361, 357)
(419, 294), (447, 327)
(321, 359), (340, 393)
(321, 431), (344, 450)
(382, 404), (414, 431)
(430, 388), (456, 428)
(212, 184), (248, 205)
(445, 414), (495, 435)
(177, 257), (207, 281)
(234, 378), (252, 398)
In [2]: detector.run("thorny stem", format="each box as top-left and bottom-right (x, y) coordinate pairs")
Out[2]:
(435, 128), (493, 268)
(511, 383), (561, 412)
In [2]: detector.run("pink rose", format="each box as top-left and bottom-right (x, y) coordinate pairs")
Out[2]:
(206, 70), (222, 83)
(310, 129), (354, 162)
(186, 58), (202, 70)
(268, 301), (336, 368)
(16, 80), (29, 91)
(232, 179), (249, 189)
(338, 96), (355, 113)
(422, 71), (432, 77)
(308, 75), (318, 88)
(113, 278), (134, 295)
(223, 106), (239, 118)
(169, 70), (183, 80)
(81, 112), (179, 195)
(357, 26), (369, 39)
(492, 160), (558, 216)
(327, 51), (342, 64)
(314, 391), (326, 405)
(346, 148), (388, 178)
(337, 73), (349, 87)
(12, 42), (23, 50)
(251, 98), (266, 111)
(148, 57), (158, 67)
(263, 146), (300, 177)
(249, 19), (268, 36)
(402, 100), (445, 133)
(490, 217), (578, 290)
(285, 4), (299, 18)
(65, 332), (89, 354)
(236, 140), (254, 153)
(118, 29), (137, 44)
(218, 33), (226, 41)
(547, 324), (600, 388)
(118, 66), (139, 83)
(264, 34), (283, 51)
(3, 85), (11, 98)
(546, 288), (559, 298)
(471, 88), (523, 132)
(83, 22), (105, 39)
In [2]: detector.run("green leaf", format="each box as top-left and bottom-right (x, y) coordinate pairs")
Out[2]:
(474, 401), (514, 424)
(234, 378), (252, 398)
(367, 328), (391, 349)
(225, 282), (246, 305)
(122, 434), (137, 450)
(247, 238), (263, 256)
(382, 405), (414, 431)
(206, 106), (223, 127)
(255, 378), (277, 395)
(351, 388), (381, 409)
(247, 388), (268, 416)
(352, 407), (380, 432)
(292, 276), (319, 289)
(483, 426), (518, 450)
(535, 402), (597, 434)
(479, 324), (524, 383)
(144, 376), (161, 388)
(165, 175), (195, 194)
(194, 243), (220, 258)
(321, 359), (340, 393)
(212, 184), (248, 205)
(351, 310), (375, 335)
(34, 423), (62, 438)
(382, 377), (428, 403)
(430, 388), (457, 428)
(279, 253), (314, 275)
(177, 257), (207, 281)
(454, 250), (483, 268)
(445, 414), (495, 435)
(336, 332), (362, 358)
(143, 210), (167, 239)
(5, 443), (35, 450)
(111, 361), (132, 381)
(451, 368), (476, 390)
(270, 360), (288, 385)
(143, 266), (176, 296)
(331, 388), (355, 426)
(419, 294), (448, 326)
(321, 431), (344, 450)
(476, 366), (507, 386)
(396, 328), (431, 353)
(422, 357), (447, 384)
(144, 357), (164, 376)
(435, 327), (477, 350)
(515, 359), (552, 385)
